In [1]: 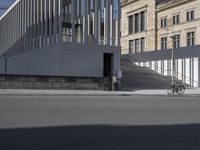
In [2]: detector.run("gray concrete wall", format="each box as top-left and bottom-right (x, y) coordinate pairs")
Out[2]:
(127, 45), (200, 61)
(0, 58), (5, 74)
(4, 42), (120, 77)
(122, 45), (200, 87)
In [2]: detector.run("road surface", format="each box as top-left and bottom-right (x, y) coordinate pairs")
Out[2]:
(0, 95), (200, 150)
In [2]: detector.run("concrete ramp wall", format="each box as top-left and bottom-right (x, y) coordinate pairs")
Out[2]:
(4, 42), (120, 77)
(0, 58), (5, 74)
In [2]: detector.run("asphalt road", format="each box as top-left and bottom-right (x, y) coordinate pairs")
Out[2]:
(0, 95), (200, 150)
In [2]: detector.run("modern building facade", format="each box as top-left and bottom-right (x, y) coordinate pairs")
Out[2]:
(121, 0), (200, 87)
(0, 0), (121, 79)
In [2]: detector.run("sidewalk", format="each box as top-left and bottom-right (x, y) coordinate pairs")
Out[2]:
(0, 88), (200, 96)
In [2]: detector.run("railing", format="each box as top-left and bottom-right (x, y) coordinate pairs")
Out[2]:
(122, 54), (198, 87)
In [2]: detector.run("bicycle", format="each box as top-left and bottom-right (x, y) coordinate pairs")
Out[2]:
(167, 82), (185, 95)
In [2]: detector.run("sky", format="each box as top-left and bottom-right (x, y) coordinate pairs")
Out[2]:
(0, 0), (14, 17)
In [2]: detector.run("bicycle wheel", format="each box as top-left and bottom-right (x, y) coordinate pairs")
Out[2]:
(167, 86), (174, 95)
(178, 86), (185, 95)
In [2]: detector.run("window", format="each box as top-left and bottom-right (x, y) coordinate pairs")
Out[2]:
(135, 13), (139, 33)
(161, 18), (167, 28)
(141, 11), (145, 31)
(161, 37), (167, 50)
(187, 10), (194, 21)
(187, 32), (195, 46)
(129, 40), (134, 53)
(128, 15), (133, 34)
(129, 38), (145, 53)
(135, 39), (140, 53)
(173, 35), (180, 48)
(128, 11), (146, 34)
(141, 38), (145, 52)
(173, 14), (180, 25)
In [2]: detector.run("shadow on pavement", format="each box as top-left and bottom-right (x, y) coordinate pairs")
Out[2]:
(1, 124), (200, 150)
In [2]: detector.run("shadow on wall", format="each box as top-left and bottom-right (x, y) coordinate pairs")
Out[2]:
(1, 124), (200, 150)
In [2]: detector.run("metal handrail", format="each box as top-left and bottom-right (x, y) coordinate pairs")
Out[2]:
(122, 54), (198, 86)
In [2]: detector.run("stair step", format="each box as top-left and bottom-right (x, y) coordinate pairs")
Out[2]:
(120, 58), (188, 88)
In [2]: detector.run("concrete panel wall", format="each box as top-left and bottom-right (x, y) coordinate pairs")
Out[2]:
(5, 42), (120, 77)
(59, 43), (120, 77)
(0, 58), (5, 74)
(7, 44), (60, 76)
(128, 45), (200, 62)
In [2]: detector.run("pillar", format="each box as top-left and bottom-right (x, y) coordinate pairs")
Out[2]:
(198, 57), (200, 87)
(58, 0), (63, 42)
(105, 0), (110, 45)
(71, 0), (76, 43)
(94, 0), (99, 44)
(117, 0), (121, 46)
(84, 0), (88, 43)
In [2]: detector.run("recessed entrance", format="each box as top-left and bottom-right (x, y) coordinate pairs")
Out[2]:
(103, 53), (113, 77)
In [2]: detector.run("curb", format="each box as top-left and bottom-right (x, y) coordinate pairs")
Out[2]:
(0, 93), (200, 97)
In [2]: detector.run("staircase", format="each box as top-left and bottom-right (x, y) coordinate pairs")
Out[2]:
(121, 58), (186, 90)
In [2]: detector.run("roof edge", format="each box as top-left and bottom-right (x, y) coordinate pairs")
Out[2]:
(0, 0), (20, 21)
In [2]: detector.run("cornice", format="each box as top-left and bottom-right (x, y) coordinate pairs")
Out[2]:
(156, 0), (196, 12)
(121, 0), (141, 7)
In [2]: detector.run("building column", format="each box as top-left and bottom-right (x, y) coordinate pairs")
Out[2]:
(17, 3), (19, 52)
(58, 0), (63, 42)
(44, 0), (49, 45)
(33, 0), (36, 48)
(29, 0), (32, 50)
(198, 57), (200, 87)
(94, 0), (99, 44)
(79, 0), (83, 43)
(53, 0), (57, 42)
(84, 0), (88, 43)
(23, 0), (26, 52)
(110, 0), (113, 45)
(19, 0), (22, 52)
(71, 0), (76, 43)
(0, 21), (1, 52)
(117, 0), (121, 46)
(40, 0), (44, 47)
(37, 0), (40, 48)
(49, 0), (53, 44)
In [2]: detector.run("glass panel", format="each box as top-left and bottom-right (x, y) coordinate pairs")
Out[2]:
(141, 11), (145, 31)
(135, 39), (139, 53)
(135, 13), (139, 33)
(128, 15), (133, 34)
(141, 37), (145, 52)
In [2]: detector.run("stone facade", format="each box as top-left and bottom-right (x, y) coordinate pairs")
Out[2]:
(0, 75), (113, 91)
(121, 0), (157, 54)
(121, 0), (200, 54)
(157, 0), (200, 50)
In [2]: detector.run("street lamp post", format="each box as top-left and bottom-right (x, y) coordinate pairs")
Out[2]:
(170, 35), (174, 86)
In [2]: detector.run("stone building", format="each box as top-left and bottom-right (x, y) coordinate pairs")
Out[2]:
(121, 0), (200, 87)
(157, 0), (200, 50)
(121, 0), (157, 54)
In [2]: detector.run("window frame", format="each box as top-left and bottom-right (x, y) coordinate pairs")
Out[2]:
(173, 35), (180, 48)
(128, 15), (133, 34)
(161, 17), (167, 28)
(161, 37), (167, 50)
(187, 32), (195, 46)
(186, 10), (195, 21)
(173, 14), (180, 25)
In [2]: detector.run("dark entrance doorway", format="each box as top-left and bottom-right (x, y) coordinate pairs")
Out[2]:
(103, 53), (113, 77)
